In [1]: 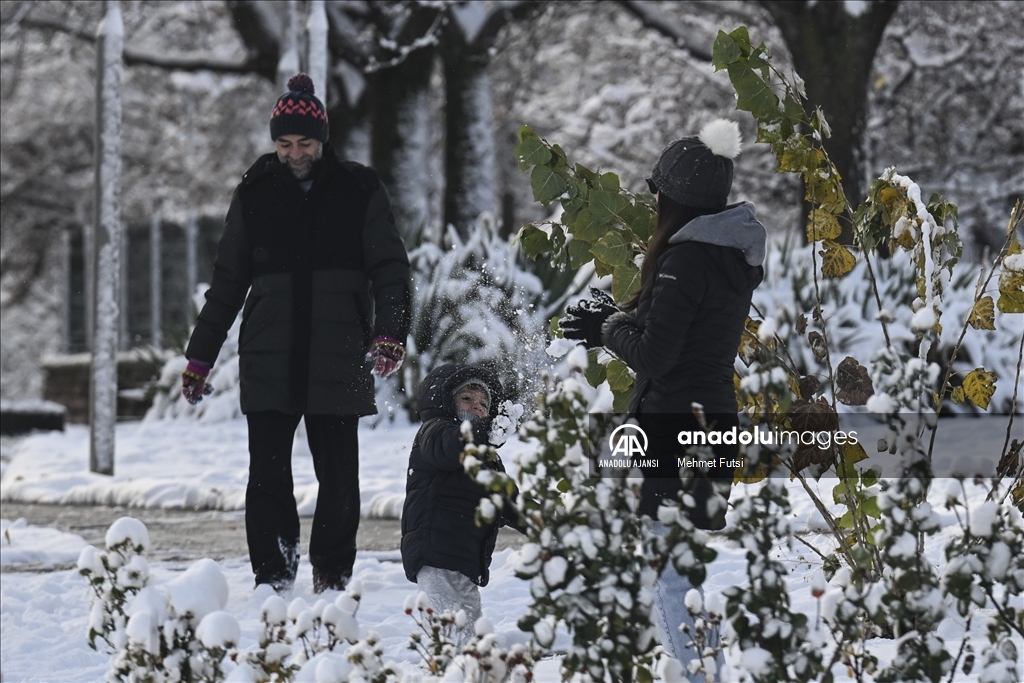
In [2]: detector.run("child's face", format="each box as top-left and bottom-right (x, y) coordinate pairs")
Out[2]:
(454, 387), (489, 418)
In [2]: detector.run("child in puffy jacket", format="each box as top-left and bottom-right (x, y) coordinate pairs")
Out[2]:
(400, 363), (523, 645)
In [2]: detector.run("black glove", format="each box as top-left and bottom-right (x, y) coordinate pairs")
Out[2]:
(469, 416), (494, 446)
(560, 287), (618, 348)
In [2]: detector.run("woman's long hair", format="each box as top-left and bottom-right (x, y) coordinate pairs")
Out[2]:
(623, 193), (719, 311)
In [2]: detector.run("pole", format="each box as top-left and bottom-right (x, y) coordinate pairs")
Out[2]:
(89, 0), (123, 475)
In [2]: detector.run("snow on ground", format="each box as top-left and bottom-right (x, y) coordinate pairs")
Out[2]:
(1, 415), (1021, 681)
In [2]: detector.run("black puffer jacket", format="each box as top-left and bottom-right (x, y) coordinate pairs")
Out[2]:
(603, 202), (765, 524)
(604, 202), (765, 415)
(185, 144), (410, 415)
(401, 364), (517, 586)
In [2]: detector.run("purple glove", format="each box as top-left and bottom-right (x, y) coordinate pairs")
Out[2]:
(366, 336), (405, 379)
(181, 359), (213, 405)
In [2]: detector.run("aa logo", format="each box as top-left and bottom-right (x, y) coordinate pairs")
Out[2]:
(608, 423), (648, 458)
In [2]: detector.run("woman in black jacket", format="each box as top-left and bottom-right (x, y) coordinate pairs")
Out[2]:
(561, 119), (765, 672)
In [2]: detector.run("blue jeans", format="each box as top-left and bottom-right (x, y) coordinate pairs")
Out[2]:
(651, 522), (721, 682)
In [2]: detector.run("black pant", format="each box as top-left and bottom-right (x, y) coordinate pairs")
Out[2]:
(245, 412), (360, 585)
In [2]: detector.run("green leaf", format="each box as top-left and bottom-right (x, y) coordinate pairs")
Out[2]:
(592, 230), (632, 267)
(567, 238), (593, 270)
(518, 225), (551, 257)
(861, 468), (879, 489)
(837, 511), (855, 529)
(612, 387), (633, 413)
(637, 666), (654, 683)
(570, 208), (610, 242)
(728, 26), (752, 55)
(832, 481), (850, 505)
(593, 258), (614, 278)
(585, 349), (605, 387)
(517, 135), (551, 171)
(549, 315), (561, 338)
(590, 190), (630, 223)
(712, 30), (742, 70)
(861, 495), (882, 519)
(556, 478), (571, 493)
(606, 359), (633, 393)
(611, 261), (642, 302)
(599, 172), (621, 192)
(531, 165), (568, 204)
(728, 63), (779, 120)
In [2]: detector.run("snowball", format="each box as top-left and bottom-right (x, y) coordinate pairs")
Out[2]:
(533, 619), (554, 647)
(810, 569), (826, 598)
(546, 337), (575, 358)
(288, 597), (309, 620)
(105, 517), (150, 551)
(985, 542), (1011, 581)
(757, 317), (777, 343)
(684, 588), (703, 614)
(166, 558), (229, 619)
(475, 616), (494, 636)
(970, 502), (998, 537)
(543, 556), (568, 587)
(741, 647), (774, 677)
(261, 595), (289, 626)
(322, 604), (359, 641)
(335, 593), (359, 615)
(77, 545), (104, 574)
(911, 306), (937, 332)
(566, 345), (589, 372)
(125, 611), (159, 655)
(196, 610), (240, 649)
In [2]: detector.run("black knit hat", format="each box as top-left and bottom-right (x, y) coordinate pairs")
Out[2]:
(270, 73), (329, 143)
(650, 119), (742, 209)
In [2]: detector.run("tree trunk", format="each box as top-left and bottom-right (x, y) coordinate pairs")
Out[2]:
(442, 33), (498, 239)
(370, 52), (437, 245)
(761, 0), (900, 243)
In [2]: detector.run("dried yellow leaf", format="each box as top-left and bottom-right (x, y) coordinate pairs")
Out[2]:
(820, 241), (856, 278)
(806, 210), (843, 242)
(962, 368), (997, 410)
(968, 296), (996, 330)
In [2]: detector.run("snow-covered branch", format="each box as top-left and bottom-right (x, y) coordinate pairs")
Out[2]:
(615, 0), (714, 62)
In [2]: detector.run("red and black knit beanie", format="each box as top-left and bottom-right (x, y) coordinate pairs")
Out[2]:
(270, 73), (329, 143)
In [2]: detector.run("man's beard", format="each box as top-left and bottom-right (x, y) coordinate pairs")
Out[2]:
(279, 144), (323, 179)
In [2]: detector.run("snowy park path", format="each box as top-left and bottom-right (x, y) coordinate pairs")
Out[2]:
(0, 501), (525, 571)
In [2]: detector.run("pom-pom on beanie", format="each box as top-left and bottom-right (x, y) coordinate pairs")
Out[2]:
(270, 73), (329, 143)
(649, 118), (742, 209)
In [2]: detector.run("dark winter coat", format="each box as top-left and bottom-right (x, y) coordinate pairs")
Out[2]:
(185, 144), (410, 415)
(603, 202), (765, 523)
(401, 364), (518, 587)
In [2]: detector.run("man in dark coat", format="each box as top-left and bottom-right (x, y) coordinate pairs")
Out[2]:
(180, 73), (410, 593)
(401, 364), (522, 643)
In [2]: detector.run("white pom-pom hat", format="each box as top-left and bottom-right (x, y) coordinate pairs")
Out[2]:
(649, 118), (742, 209)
